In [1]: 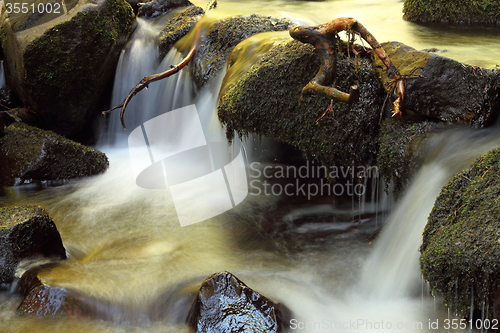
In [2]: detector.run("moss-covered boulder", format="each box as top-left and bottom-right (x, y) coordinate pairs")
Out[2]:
(158, 5), (204, 58)
(0, 205), (66, 283)
(219, 39), (385, 168)
(421, 148), (500, 317)
(377, 117), (446, 197)
(190, 14), (295, 88)
(0, 122), (109, 185)
(0, 0), (134, 137)
(403, 0), (500, 25)
(373, 42), (500, 128)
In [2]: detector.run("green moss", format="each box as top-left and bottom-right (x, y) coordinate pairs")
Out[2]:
(404, 0), (500, 25)
(219, 40), (384, 169)
(158, 6), (204, 58)
(22, 0), (134, 135)
(421, 148), (500, 317)
(377, 117), (446, 197)
(0, 122), (109, 185)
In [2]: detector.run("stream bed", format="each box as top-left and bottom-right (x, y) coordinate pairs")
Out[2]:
(1, 0), (500, 332)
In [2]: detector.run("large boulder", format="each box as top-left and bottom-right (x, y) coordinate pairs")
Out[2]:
(0, 205), (66, 284)
(0, 122), (109, 185)
(403, 0), (500, 25)
(188, 272), (285, 332)
(218, 39), (385, 168)
(421, 148), (500, 317)
(372, 42), (500, 128)
(190, 14), (295, 88)
(0, 0), (134, 137)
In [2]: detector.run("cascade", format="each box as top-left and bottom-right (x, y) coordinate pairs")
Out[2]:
(2, 1), (500, 332)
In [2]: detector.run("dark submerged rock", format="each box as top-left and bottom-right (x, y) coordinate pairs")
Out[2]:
(138, 0), (193, 18)
(17, 264), (98, 317)
(188, 272), (285, 332)
(191, 14), (295, 88)
(219, 39), (385, 168)
(403, 0), (500, 25)
(158, 5), (205, 58)
(0, 206), (66, 284)
(421, 148), (500, 317)
(373, 42), (500, 127)
(0, 0), (134, 137)
(0, 122), (109, 185)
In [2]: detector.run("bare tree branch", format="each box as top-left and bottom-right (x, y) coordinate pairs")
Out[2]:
(290, 17), (405, 116)
(103, 0), (217, 129)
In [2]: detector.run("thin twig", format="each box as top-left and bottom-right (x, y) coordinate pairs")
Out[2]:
(103, 0), (217, 129)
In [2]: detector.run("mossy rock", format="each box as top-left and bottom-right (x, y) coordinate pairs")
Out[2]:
(158, 5), (204, 58)
(0, 0), (134, 137)
(0, 122), (109, 185)
(0, 205), (66, 283)
(219, 39), (385, 168)
(421, 148), (500, 317)
(373, 42), (500, 128)
(377, 117), (446, 197)
(190, 14), (295, 88)
(403, 0), (500, 25)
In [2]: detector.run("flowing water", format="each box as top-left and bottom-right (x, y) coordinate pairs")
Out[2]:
(1, 0), (500, 332)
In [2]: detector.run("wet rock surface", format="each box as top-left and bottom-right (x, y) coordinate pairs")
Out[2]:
(0, 123), (109, 185)
(0, 0), (134, 137)
(219, 39), (385, 168)
(421, 148), (500, 317)
(158, 5), (205, 57)
(16, 264), (101, 318)
(377, 117), (447, 197)
(191, 14), (295, 88)
(138, 0), (193, 18)
(403, 0), (500, 25)
(188, 272), (285, 332)
(0, 206), (66, 284)
(373, 42), (500, 127)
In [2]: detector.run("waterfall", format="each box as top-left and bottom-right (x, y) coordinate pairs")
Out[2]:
(4, 4), (500, 332)
(359, 125), (500, 300)
(0, 60), (5, 88)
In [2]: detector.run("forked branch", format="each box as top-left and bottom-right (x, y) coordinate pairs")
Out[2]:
(103, 0), (217, 129)
(289, 17), (405, 116)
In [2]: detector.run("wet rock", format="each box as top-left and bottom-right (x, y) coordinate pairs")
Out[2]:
(17, 264), (95, 317)
(191, 14), (295, 88)
(0, 206), (66, 284)
(377, 117), (447, 197)
(373, 42), (500, 127)
(0, 122), (109, 185)
(421, 148), (500, 317)
(158, 5), (205, 58)
(403, 0), (500, 25)
(218, 39), (384, 168)
(138, 0), (193, 18)
(0, 0), (134, 137)
(188, 272), (284, 332)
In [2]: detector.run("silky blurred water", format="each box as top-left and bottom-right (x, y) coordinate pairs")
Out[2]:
(1, 1), (500, 332)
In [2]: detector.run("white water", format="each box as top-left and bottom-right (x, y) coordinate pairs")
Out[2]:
(2, 1), (500, 332)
